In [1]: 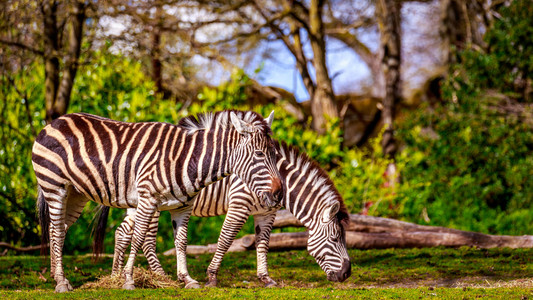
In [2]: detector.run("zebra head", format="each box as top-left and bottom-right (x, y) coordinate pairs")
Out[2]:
(307, 201), (351, 282)
(229, 111), (283, 207)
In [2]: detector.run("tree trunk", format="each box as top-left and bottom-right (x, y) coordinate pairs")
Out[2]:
(151, 4), (169, 98)
(309, 0), (338, 134)
(42, 0), (60, 123)
(54, 0), (86, 120)
(42, 0), (86, 123)
(376, 0), (401, 160)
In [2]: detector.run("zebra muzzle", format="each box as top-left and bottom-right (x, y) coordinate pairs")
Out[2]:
(327, 259), (352, 282)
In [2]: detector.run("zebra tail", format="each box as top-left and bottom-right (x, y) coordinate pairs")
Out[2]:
(37, 187), (49, 256)
(92, 205), (110, 261)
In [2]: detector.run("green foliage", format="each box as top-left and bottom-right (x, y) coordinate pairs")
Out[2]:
(395, 94), (533, 234)
(71, 48), (182, 123)
(0, 64), (45, 248)
(458, 0), (533, 99)
(331, 134), (396, 216)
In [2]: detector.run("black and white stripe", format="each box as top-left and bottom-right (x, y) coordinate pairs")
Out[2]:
(109, 140), (351, 286)
(33, 110), (282, 292)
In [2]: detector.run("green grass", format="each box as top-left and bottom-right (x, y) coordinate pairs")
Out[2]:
(1, 247), (532, 298)
(1, 287), (533, 299)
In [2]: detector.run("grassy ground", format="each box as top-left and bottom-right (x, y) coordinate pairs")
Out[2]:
(1, 247), (532, 299)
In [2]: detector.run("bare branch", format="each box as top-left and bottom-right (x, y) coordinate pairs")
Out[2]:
(0, 38), (44, 56)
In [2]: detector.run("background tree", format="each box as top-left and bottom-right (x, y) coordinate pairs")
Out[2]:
(376, 0), (402, 182)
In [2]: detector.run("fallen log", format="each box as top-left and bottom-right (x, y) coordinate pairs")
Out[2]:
(0, 242), (48, 254)
(273, 210), (521, 236)
(166, 229), (533, 256)
(344, 231), (533, 249)
(164, 212), (533, 255)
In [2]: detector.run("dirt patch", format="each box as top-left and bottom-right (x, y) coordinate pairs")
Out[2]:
(339, 277), (533, 289)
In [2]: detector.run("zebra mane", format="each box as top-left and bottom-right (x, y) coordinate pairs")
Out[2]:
(276, 141), (350, 227)
(178, 110), (272, 136)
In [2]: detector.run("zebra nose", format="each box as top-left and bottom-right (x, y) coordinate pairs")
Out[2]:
(336, 259), (351, 282)
(271, 177), (283, 203)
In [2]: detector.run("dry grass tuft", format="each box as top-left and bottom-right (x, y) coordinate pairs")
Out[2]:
(80, 267), (181, 290)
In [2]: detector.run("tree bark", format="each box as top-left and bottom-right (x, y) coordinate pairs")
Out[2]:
(308, 0), (338, 134)
(42, 0), (60, 123)
(42, 0), (86, 123)
(376, 0), (401, 160)
(169, 229), (533, 255)
(151, 3), (170, 98)
(54, 0), (86, 120)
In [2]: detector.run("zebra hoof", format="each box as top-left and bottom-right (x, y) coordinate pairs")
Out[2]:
(184, 281), (201, 289)
(122, 282), (136, 290)
(55, 281), (73, 293)
(205, 280), (218, 288)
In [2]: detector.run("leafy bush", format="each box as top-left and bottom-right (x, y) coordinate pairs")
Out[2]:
(0, 64), (45, 248)
(459, 0), (533, 99)
(395, 93), (533, 234)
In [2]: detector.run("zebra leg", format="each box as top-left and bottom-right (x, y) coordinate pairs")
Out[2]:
(122, 199), (157, 290)
(47, 186), (89, 292)
(205, 206), (251, 287)
(112, 208), (135, 276)
(141, 210), (165, 275)
(170, 206), (199, 289)
(254, 213), (277, 287)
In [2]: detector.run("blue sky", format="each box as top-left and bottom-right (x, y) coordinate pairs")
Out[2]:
(251, 39), (373, 102)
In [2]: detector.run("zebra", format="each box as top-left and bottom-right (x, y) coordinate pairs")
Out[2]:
(97, 140), (351, 286)
(32, 110), (283, 292)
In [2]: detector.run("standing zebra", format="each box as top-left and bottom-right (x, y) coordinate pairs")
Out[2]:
(99, 140), (351, 286)
(32, 110), (283, 292)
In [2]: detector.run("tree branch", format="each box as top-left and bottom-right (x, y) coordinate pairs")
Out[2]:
(0, 38), (44, 56)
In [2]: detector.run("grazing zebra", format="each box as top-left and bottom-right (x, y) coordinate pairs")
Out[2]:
(32, 110), (283, 292)
(98, 140), (351, 286)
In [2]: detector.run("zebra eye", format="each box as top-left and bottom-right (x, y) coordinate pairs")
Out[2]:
(255, 151), (265, 157)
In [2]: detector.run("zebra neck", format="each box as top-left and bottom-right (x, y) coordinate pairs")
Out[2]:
(278, 151), (335, 231)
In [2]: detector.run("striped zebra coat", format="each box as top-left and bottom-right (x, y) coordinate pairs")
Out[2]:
(32, 110), (282, 292)
(100, 140), (351, 286)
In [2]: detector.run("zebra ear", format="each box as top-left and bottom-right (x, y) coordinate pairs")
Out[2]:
(322, 202), (340, 223)
(230, 112), (252, 135)
(264, 111), (274, 128)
